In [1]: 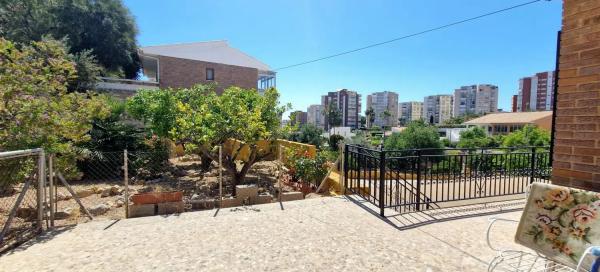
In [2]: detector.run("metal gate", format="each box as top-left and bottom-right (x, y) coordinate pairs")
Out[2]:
(0, 149), (45, 253)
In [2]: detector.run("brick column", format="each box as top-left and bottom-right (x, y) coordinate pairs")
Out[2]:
(552, 0), (600, 190)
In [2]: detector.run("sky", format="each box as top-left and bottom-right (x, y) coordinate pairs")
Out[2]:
(123, 0), (562, 116)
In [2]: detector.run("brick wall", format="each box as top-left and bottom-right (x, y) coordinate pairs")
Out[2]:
(158, 56), (258, 94)
(552, 0), (600, 190)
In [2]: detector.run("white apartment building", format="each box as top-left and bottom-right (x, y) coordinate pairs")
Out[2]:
(453, 84), (498, 117)
(399, 101), (423, 124)
(366, 91), (399, 128)
(307, 104), (325, 129)
(423, 95), (453, 125)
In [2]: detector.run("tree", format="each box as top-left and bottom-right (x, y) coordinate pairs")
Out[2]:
(384, 120), (443, 152)
(0, 38), (109, 179)
(457, 126), (492, 149)
(0, 0), (140, 79)
(381, 110), (392, 129)
(128, 85), (288, 195)
(502, 125), (551, 148)
(365, 107), (375, 128)
(325, 103), (342, 134)
(288, 124), (325, 148)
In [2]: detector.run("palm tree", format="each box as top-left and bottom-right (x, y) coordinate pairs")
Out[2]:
(365, 107), (375, 129)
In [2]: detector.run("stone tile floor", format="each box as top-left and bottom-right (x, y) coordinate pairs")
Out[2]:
(0, 196), (530, 271)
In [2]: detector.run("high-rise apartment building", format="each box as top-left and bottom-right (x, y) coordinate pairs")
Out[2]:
(399, 101), (423, 125)
(423, 95), (453, 125)
(511, 95), (518, 112)
(453, 84), (498, 117)
(366, 91), (399, 128)
(515, 71), (556, 112)
(290, 111), (307, 126)
(321, 89), (361, 130)
(307, 104), (325, 129)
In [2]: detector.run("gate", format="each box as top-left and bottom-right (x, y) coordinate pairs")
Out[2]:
(343, 145), (551, 216)
(0, 149), (45, 253)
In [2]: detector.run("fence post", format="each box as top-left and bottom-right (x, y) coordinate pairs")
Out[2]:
(124, 149), (129, 219)
(219, 146), (223, 205)
(48, 154), (54, 228)
(37, 149), (45, 232)
(379, 150), (385, 217)
(343, 144), (348, 195)
(530, 147), (536, 184)
(415, 150), (422, 211)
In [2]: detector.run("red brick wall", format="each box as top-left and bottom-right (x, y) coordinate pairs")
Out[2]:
(158, 56), (258, 94)
(552, 0), (600, 190)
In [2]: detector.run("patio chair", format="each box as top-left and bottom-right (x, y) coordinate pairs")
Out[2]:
(486, 183), (600, 272)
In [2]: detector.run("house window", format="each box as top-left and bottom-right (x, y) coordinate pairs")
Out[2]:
(206, 68), (214, 80)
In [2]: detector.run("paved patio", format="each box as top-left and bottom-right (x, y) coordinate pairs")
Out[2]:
(0, 196), (529, 271)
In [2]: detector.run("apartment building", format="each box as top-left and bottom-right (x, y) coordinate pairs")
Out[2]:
(307, 104), (325, 129)
(321, 89), (361, 130)
(290, 111), (308, 127)
(399, 101), (423, 125)
(515, 71), (555, 112)
(453, 84), (498, 117)
(423, 95), (453, 125)
(366, 91), (399, 128)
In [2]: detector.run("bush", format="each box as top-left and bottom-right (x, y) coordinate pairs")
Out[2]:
(328, 135), (344, 151)
(288, 124), (325, 148)
(384, 121), (443, 154)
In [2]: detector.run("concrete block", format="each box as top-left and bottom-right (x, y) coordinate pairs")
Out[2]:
(128, 203), (155, 218)
(157, 201), (185, 215)
(279, 192), (304, 202)
(236, 185), (258, 201)
(189, 199), (215, 210)
(219, 197), (242, 208)
(252, 194), (273, 205)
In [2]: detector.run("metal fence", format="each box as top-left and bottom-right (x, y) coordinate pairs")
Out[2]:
(343, 145), (551, 216)
(0, 149), (45, 253)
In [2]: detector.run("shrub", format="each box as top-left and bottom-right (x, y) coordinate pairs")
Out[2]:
(328, 135), (344, 151)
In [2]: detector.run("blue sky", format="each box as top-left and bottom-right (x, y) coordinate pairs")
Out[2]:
(124, 0), (562, 116)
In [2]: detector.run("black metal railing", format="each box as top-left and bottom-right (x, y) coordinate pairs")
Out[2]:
(343, 145), (551, 216)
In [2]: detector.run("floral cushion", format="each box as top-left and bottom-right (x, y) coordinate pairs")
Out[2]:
(515, 183), (600, 268)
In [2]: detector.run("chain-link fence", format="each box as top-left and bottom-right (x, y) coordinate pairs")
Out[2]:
(51, 151), (126, 225)
(0, 149), (44, 253)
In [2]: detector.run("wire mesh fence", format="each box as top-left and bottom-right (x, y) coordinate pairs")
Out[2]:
(0, 150), (43, 253)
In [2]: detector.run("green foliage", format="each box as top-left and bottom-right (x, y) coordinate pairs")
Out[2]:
(443, 113), (480, 125)
(288, 124), (325, 148)
(365, 107), (375, 128)
(502, 125), (551, 148)
(344, 130), (372, 148)
(328, 135), (344, 151)
(127, 85), (288, 191)
(286, 150), (330, 185)
(325, 103), (342, 128)
(0, 38), (109, 185)
(69, 49), (104, 92)
(0, 0), (140, 78)
(384, 121), (443, 151)
(457, 126), (491, 149)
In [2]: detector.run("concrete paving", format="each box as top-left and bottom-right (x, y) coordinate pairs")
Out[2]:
(0, 196), (528, 271)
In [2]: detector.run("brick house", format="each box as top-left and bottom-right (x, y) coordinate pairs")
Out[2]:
(552, 0), (600, 190)
(96, 40), (275, 96)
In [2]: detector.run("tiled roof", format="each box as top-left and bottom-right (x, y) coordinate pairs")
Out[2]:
(140, 40), (272, 72)
(464, 111), (552, 124)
